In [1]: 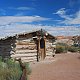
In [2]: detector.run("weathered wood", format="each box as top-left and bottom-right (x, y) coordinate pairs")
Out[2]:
(22, 59), (37, 62)
(11, 53), (37, 57)
(16, 47), (36, 50)
(16, 44), (36, 48)
(16, 50), (37, 53)
(16, 42), (36, 45)
(0, 29), (55, 62)
(16, 52), (37, 54)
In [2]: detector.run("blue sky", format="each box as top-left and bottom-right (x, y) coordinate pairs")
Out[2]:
(0, 0), (80, 38)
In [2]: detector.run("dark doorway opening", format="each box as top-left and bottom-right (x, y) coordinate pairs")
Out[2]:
(40, 38), (45, 49)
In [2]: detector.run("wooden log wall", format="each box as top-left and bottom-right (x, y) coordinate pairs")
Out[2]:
(0, 37), (16, 58)
(11, 38), (37, 62)
(46, 40), (55, 58)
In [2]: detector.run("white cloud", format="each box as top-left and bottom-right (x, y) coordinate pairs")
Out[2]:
(53, 8), (72, 20)
(8, 7), (34, 10)
(54, 8), (66, 15)
(61, 10), (80, 24)
(54, 8), (80, 25)
(0, 16), (50, 25)
(16, 7), (34, 10)
(67, 10), (80, 24)
(0, 24), (80, 38)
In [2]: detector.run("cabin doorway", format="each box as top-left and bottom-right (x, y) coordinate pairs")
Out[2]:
(40, 38), (46, 60)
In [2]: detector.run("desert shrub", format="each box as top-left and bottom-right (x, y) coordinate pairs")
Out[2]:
(73, 43), (79, 47)
(55, 43), (79, 53)
(57, 43), (67, 46)
(0, 57), (31, 80)
(25, 62), (31, 75)
(68, 46), (78, 52)
(55, 45), (66, 53)
(55, 43), (67, 54)
(78, 48), (80, 53)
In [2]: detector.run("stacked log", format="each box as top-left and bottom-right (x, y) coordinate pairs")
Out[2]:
(11, 38), (37, 62)
(0, 37), (16, 58)
(46, 40), (55, 58)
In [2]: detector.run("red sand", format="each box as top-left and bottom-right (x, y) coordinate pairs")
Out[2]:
(29, 53), (80, 80)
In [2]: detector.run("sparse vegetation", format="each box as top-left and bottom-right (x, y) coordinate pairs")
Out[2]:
(55, 43), (80, 53)
(0, 57), (31, 80)
(78, 48), (80, 53)
(68, 46), (78, 52)
(55, 43), (67, 53)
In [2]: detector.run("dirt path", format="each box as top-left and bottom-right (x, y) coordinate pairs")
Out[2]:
(29, 53), (80, 80)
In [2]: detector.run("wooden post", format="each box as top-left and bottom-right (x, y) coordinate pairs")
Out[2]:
(36, 39), (39, 62)
(44, 36), (46, 58)
(36, 37), (40, 62)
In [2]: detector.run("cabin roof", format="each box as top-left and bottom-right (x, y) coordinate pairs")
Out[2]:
(0, 29), (56, 40)
(17, 29), (55, 39)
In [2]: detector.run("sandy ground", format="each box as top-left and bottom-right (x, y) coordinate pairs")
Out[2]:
(29, 53), (80, 80)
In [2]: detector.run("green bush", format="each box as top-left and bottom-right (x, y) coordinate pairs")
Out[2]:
(0, 57), (31, 80)
(55, 43), (80, 53)
(55, 43), (67, 54)
(78, 48), (80, 53)
(68, 46), (78, 52)
(55, 45), (66, 53)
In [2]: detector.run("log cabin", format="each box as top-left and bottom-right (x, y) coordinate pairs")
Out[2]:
(0, 29), (56, 62)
